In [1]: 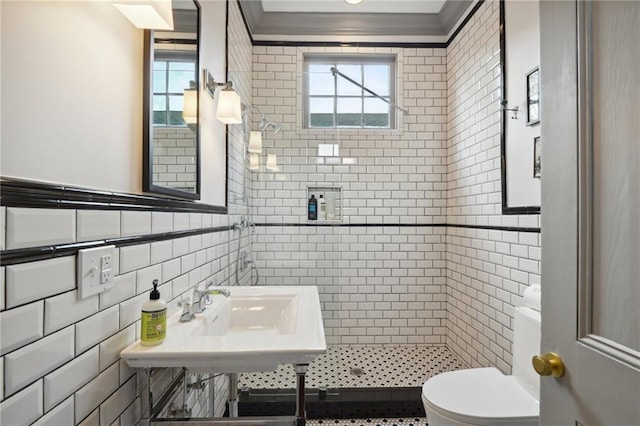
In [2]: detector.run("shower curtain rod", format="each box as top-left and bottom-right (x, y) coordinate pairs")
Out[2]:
(330, 66), (409, 115)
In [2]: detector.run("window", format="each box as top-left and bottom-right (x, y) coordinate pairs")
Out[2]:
(304, 55), (396, 129)
(153, 53), (196, 126)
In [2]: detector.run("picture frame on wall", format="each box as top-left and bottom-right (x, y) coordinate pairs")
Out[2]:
(526, 67), (540, 126)
(533, 136), (541, 178)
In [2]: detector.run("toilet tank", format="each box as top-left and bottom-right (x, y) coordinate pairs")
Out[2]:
(512, 306), (541, 400)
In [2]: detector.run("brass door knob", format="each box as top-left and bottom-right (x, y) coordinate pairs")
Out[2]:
(532, 352), (565, 377)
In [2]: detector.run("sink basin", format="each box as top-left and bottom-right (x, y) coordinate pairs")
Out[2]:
(120, 286), (326, 373)
(203, 295), (298, 336)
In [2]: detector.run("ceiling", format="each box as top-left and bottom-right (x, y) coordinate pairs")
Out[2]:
(238, 0), (475, 44)
(261, 0), (448, 15)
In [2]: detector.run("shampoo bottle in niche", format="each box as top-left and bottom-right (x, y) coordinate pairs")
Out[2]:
(318, 195), (326, 221)
(141, 279), (167, 346)
(308, 195), (317, 220)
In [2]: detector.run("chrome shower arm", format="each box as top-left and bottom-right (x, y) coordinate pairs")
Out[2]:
(330, 66), (409, 115)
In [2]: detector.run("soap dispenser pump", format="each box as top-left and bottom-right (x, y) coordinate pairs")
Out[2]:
(141, 279), (167, 346)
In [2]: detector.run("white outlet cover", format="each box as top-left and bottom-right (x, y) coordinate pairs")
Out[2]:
(77, 245), (116, 299)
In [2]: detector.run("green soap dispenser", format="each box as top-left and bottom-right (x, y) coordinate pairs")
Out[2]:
(141, 279), (167, 346)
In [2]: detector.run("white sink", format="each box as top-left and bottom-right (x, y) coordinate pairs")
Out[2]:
(120, 286), (326, 373)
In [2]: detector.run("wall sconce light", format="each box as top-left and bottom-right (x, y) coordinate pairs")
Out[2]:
(202, 69), (242, 124)
(500, 100), (519, 120)
(266, 154), (278, 172)
(182, 81), (197, 125)
(113, 0), (174, 30)
(248, 131), (263, 153)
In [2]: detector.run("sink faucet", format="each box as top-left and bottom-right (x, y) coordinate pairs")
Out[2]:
(180, 284), (231, 322)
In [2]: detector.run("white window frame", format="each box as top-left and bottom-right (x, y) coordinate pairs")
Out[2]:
(303, 54), (397, 129)
(153, 51), (197, 127)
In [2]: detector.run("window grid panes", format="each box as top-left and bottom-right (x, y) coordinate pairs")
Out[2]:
(153, 59), (196, 126)
(305, 56), (395, 129)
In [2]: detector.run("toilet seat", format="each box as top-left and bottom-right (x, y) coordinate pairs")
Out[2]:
(422, 368), (539, 425)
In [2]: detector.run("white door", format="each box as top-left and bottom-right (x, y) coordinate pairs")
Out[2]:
(540, 1), (640, 425)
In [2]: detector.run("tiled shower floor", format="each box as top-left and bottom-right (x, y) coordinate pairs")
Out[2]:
(239, 345), (465, 390)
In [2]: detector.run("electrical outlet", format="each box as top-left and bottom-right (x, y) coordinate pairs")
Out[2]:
(78, 245), (116, 299)
(101, 254), (112, 270)
(101, 269), (112, 284)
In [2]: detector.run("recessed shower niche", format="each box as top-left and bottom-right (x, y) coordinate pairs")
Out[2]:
(307, 186), (342, 223)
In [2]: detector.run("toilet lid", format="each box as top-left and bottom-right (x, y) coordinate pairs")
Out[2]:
(422, 367), (539, 425)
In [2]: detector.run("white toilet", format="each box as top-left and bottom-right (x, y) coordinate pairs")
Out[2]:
(422, 305), (541, 426)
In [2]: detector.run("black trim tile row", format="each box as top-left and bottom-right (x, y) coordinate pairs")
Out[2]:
(0, 177), (540, 266)
(0, 176), (228, 214)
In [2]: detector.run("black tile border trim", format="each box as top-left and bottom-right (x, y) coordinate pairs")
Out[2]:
(0, 177), (539, 266)
(255, 223), (540, 233)
(0, 177), (228, 214)
(0, 222), (539, 267)
(0, 226), (233, 267)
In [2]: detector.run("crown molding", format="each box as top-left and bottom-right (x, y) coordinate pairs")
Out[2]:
(237, 0), (474, 44)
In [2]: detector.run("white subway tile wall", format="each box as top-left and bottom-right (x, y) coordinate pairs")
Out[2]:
(0, 300), (44, 355)
(4, 326), (75, 397)
(0, 1), (543, 424)
(152, 128), (198, 192)
(32, 395), (75, 426)
(0, 2), (252, 424)
(5, 256), (75, 308)
(250, 43), (450, 346)
(445, 1), (541, 372)
(77, 210), (121, 242)
(5, 208), (76, 250)
(0, 380), (43, 425)
(0, 209), (237, 423)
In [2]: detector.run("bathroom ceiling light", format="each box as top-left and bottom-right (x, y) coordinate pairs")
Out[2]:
(248, 131), (263, 153)
(113, 0), (174, 30)
(344, 0), (363, 4)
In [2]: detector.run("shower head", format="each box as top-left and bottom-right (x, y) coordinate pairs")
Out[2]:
(271, 122), (283, 134)
(259, 116), (283, 135)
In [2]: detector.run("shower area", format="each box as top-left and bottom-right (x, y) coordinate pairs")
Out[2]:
(223, 45), (466, 419)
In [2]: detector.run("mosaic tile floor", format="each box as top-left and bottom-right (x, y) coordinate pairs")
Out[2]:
(309, 418), (428, 426)
(239, 345), (465, 390)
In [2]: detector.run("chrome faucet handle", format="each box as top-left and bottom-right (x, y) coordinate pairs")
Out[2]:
(191, 286), (206, 313)
(203, 281), (216, 306)
(179, 298), (196, 322)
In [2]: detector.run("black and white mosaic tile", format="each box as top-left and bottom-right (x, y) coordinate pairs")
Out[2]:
(309, 418), (428, 426)
(239, 345), (465, 390)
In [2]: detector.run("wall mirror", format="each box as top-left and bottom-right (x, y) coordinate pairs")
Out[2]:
(499, 0), (541, 214)
(143, 0), (201, 199)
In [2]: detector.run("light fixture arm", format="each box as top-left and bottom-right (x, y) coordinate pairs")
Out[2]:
(203, 69), (233, 99)
(330, 66), (409, 115)
(500, 100), (519, 120)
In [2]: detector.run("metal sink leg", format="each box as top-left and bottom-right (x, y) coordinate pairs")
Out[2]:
(294, 364), (309, 426)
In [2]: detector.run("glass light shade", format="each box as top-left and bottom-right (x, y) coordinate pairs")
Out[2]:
(182, 88), (197, 124)
(113, 0), (174, 30)
(249, 153), (260, 171)
(344, 0), (363, 4)
(248, 131), (263, 153)
(215, 89), (242, 124)
(266, 154), (278, 171)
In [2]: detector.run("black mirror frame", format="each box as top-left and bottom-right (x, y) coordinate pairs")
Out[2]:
(499, 0), (540, 215)
(143, 0), (202, 200)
